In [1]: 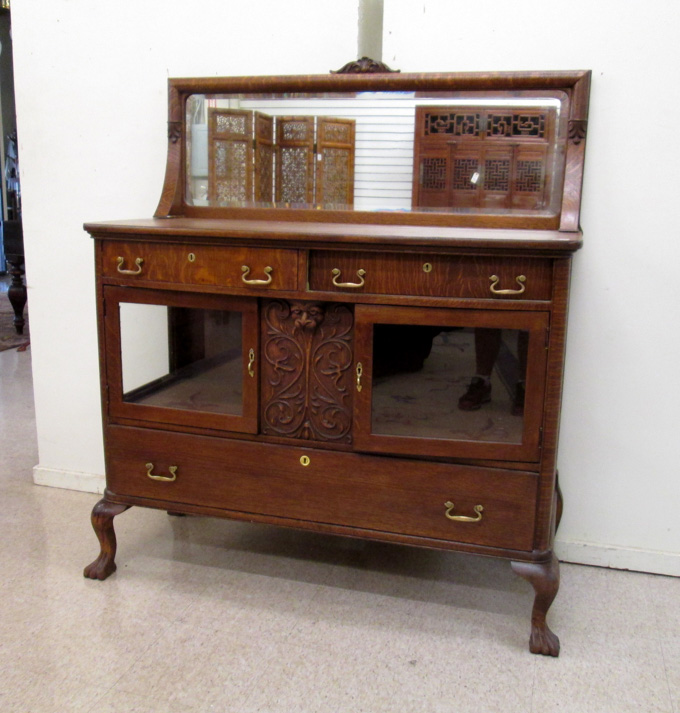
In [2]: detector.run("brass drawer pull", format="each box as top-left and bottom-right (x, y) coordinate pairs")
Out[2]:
(116, 256), (144, 275)
(241, 265), (273, 285)
(146, 462), (177, 482)
(444, 501), (483, 522)
(356, 362), (363, 392)
(489, 274), (526, 295)
(247, 348), (256, 378)
(331, 267), (366, 289)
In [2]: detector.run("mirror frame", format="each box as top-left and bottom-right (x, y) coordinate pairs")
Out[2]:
(155, 69), (590, 232)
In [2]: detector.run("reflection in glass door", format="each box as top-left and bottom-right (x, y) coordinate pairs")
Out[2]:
(120, 304), (243, 416)
(371, 325), (527, 443)
(105, 287), (258, 433)
(354, 306), (549, 461)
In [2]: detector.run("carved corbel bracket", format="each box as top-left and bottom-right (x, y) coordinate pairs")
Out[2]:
(568, 119), (587, 145)
(168, 121), (182, 144)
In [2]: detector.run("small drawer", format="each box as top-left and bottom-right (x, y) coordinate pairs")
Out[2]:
(101, 241), (298, 290)
(308, 250), (552, 300)
(105, 426), (537, 551)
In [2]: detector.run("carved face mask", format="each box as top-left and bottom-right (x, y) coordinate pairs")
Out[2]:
(290, 302), (325, 333)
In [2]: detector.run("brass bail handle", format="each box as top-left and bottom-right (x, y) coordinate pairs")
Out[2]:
(242, 265), (273, 285)
(332, 268), (366, 289)
(116, 256), (144, 275)
(444, 501), (483, 522)
(146, 462), (178, 482)
(489, 274), (526, 295)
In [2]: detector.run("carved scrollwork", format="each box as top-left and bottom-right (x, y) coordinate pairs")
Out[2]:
(567, 119), (587, 145)
(168, 121), (182, 144)
(261, 300), (354, 442)
(332, 57), (400, 74)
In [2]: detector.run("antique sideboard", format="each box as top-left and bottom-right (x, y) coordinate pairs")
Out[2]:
(84, 64), (590, 656)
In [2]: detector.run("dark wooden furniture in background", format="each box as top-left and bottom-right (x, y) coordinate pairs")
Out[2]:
(412, 105), (556, 211)
(84, 67), (590, 657)
(2, 219), (26, 334)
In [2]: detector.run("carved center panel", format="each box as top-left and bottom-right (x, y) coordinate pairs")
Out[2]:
(261, 300), (354, 443)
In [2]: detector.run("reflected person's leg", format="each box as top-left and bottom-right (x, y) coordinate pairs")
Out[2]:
(458, 328), (501, 410)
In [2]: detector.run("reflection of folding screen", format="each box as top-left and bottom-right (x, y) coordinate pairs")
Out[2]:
(208, 111), (356, 207)
(412, 107), (554, 211)
(254, 113), (275, 203)
(316, 118), (355, 207)
(208, 109), (274, 204)
(276, 117), (355, 206)
(275, 117), (315, 204)
(208, 109), (252, 204)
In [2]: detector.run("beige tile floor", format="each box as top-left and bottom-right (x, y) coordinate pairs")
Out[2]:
(1, 333), (678, 712)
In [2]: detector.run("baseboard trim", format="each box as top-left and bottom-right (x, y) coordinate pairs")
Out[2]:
(556, 538), (679, 577)
(30, 468), (678, 577)
(33, 466), (105, 495)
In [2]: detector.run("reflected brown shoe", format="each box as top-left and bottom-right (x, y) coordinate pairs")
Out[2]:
(458, 377), (491, 411)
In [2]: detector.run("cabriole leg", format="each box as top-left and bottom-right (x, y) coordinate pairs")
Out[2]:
(83, 498), (130, 580)
(511, 552), (560, 656)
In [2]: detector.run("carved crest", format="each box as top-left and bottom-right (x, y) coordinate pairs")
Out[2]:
(261, 300), (354, 442)
(332, 57), (400, 74)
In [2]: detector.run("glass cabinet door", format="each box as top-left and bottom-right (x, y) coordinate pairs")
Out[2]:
(353, 305), (549, 461)
(104, 286), (258, 433)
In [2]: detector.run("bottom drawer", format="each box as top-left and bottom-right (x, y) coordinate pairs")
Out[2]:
(105, 426), (538, 551)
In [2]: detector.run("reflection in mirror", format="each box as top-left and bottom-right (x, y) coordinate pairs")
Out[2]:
(186, 91), (567, 217)
(120, 302), (243, 415)
(371, 325), (527, 443)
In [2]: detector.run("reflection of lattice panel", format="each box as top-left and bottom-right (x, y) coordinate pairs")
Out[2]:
(488, 113), (546, 138)
(425, 113), (481, 136)
(282, 121), (312, 141)
(280, 147), (310, 203)
(321, 148), (351, 205)
(214, 141), (248, 202)
(323, 122), (352, 143)
(484, 158), (511, 192)
(516, 160), (544, 192)
(256, 121), (271, 142)
(215, 114), (248, 136)
(256, 144), (274, 202)
(452, 158), (479, 190)
(422, 157), (447, 190)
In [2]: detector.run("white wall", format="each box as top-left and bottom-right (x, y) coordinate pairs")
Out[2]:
(11, 0), (680, 576)
(384, 0), (680, 575)
(10, 0), (359, 493)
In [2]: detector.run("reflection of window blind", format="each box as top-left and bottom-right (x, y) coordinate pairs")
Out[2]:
(240, 99), (415, 211)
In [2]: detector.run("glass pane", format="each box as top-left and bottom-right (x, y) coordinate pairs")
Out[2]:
(371, 325), (527, 443)
(120, 303), (243, 415)
(186, 91), (566, 218)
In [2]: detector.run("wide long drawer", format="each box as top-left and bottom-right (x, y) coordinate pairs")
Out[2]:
(101, 240), (298, 290)
(308, 250), (552, 300)
(105, 426), (538, 551)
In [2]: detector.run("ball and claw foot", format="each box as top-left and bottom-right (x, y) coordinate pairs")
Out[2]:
(511, 552), (561, 657)
(83, 498), (130, 581)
